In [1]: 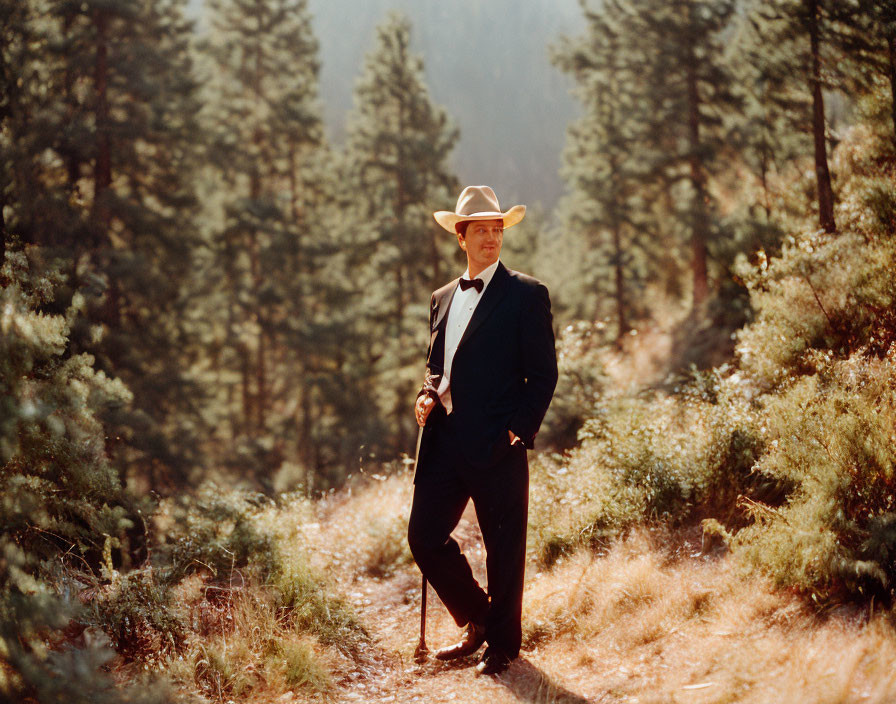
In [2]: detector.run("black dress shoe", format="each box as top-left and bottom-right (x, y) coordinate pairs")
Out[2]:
(434, 622), (487, 661)
(475, 648), (512, 676)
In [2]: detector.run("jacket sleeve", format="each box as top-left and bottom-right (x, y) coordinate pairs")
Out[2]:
(416, 293), (443, 403)
(508, 283), (558, 448)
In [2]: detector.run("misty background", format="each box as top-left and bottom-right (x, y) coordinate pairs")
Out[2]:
(188, 0), (581, 207)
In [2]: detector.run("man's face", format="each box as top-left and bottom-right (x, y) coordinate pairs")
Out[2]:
(458, 218), (504, 273)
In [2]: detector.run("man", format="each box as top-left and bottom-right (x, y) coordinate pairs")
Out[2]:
(407, 185), (558, 676)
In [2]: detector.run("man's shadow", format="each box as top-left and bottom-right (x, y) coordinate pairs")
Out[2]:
(493, 658), (594, 704)
(421, 654), (593, 703)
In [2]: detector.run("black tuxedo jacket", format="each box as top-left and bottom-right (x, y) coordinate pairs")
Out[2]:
(416, 261), (558, 473)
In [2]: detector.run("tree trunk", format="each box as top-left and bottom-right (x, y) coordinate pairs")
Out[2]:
(393, 266), (407, 453)
(606, 29), (629, 344)
(248, 122), (267, 435)
(808, 0), (836, 233)
(888, 32), (896, 148)
(257, 324), (267, 434)
(62, 11), (82, 192)
(93, 8), (112, 227)
(394, 92), (409, 455)
(611, 219), (628, 345)
(430, 225), (442, 292)
(300, 386), (313, 495)
(248, 206), (266, 436)
(240, 342), (252, 430)
(686, 51), (709, 308)
(224, 240), (240, 442)
(760, 146), (772, 223)
(288, 139), (313, 480)
(0, 205), (6, 272)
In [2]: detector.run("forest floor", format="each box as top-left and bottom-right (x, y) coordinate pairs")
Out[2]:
(146, 320), (896, 704)
(289, 473), (896, 704)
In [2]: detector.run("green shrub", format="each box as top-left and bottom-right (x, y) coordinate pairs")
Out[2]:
(1, 248), (173, 702)
(718, 353), (896, 601)
(734, 228), (896, 388)
(156, 485), (368, 655)
(84, 567), (187, 665)
(157, 484), (279, 586)
(1, 249), (142, 570)
(0, 538), (179, 704)
(735, 124), (896, 391)
(190, 639), (258, 699)
(529, 369), (764, 567)
(360, 514), (414, 578)
(714, 122), (896, 603)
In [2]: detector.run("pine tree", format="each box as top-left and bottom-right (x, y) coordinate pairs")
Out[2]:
(718, 7), (813, 257)
(833, 0), (896, 145)
(634, 0), (742, 309)
(553, 0), (741, 319)
(0, 245), (171, 703)
(3, 0), (206, 489)
(552, 0), (659, 341)
(0, 0), (29, 268)
(197, 0), (366, 489)
(342, 11), (459, 455)
(741, 0), (847, 234)
(877, 2), (896, 142)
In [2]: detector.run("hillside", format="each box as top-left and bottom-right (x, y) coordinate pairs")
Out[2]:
(140, 469), (896, 703)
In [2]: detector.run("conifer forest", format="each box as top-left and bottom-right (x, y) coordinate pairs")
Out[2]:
(2, 0), (896, 702)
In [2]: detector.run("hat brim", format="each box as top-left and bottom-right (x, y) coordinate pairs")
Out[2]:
(433, 204), (526, 233)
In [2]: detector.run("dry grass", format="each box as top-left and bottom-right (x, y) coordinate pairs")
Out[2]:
(150, 470), (896, 703)
(164, 579), (344, 702)
(157, 492), (369, 703)
(522, 529), (896, 704)
(308, 467), (416, 583)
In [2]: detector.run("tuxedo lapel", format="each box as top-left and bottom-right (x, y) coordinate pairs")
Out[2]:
(458, 262), (511, 349)
(426, 279), (458, 372)
(432, 279), (459, 331)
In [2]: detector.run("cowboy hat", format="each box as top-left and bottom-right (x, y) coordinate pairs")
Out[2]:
(433, 185), (526, 233)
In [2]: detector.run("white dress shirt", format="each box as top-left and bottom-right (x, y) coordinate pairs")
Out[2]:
(437, 259), (501, 414)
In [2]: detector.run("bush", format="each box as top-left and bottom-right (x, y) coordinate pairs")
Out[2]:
(709, 122), (896, 603)
(1, 249), (142, 571)
(1, 247), (172, 702)
(529, 369), (764, 567)
(716, 353), (896, 602)
(734, 227), (896, 387)
(156, 484), (280, 586)
(156, 486), (367, 653)
(83, 567), (187, 665)
(359, 513), (414, 578)
(264, 497), (369, 654)
(272, 548), (368, 654)
(273, 639), (332, 693)
(735, 124), (896, 390)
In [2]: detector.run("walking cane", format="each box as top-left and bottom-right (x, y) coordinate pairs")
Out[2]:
(414, 575), (429, 662)
(412, 416), (429, 663)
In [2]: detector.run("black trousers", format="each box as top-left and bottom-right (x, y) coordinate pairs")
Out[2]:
(407, 406), (529, 658)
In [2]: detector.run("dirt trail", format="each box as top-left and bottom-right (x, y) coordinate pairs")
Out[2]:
(300, 475), (896, 704)
(310, 500), (596, 704)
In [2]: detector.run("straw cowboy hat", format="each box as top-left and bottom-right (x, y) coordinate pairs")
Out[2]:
(433, 185), (526, 233)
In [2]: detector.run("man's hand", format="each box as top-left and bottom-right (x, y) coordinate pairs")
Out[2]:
(416, 395), (435, 427)
(508, 430), (522, 446)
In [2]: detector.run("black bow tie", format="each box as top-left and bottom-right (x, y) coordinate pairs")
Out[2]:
(459, 278), (484, 293)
